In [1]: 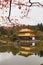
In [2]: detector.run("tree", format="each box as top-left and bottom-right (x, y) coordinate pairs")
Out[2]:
(10, 34), (18, 41)
(0, 0), (43, 26)
(37, 23), (43, 31)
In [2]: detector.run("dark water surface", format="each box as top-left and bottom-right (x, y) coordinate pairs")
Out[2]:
(0, 45), (43, 65)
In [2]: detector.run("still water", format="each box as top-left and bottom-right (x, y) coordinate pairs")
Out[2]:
(0, 45), (43, 65)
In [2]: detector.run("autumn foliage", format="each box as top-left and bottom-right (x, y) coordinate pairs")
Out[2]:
(4, 0), (9, 2)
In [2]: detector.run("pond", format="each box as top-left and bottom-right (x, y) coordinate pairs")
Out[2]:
(0, 44), (43, 65)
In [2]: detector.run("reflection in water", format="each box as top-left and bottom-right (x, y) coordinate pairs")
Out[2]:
(0, 45), (43, 57)
(17, 41), (39, 47)
(41, 64), (43, 65)
(35, 50), (43, 57)
(0, 46), (19, 55)
(0, 45), (43, 65)
(39, 51), (43, 57)
(0, 52), (13, 61)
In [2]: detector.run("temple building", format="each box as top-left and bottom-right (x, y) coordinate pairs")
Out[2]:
(18, 28), (35, 41)
(17, 28), (36, 46)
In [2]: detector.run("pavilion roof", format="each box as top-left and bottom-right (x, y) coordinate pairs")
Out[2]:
(19, 28), (33, 33)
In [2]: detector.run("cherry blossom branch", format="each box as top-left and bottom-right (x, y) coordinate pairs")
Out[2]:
(12, 1), (43, 18)
(13, 1), (43, 7)
(0, 0), (43, 26)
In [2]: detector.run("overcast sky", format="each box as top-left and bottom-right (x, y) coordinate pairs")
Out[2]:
(21, 6), (43, 25)
(0, 0), (43, 26)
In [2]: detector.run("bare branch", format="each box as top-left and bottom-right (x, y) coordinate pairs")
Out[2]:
(8, 0), (12, 23)
(12, 2), (31, 7)
(32, 2), (43, 7)
(12, 1), (43, 7)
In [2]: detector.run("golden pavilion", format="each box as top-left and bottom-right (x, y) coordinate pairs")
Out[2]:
(18, 28), (35, 40)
